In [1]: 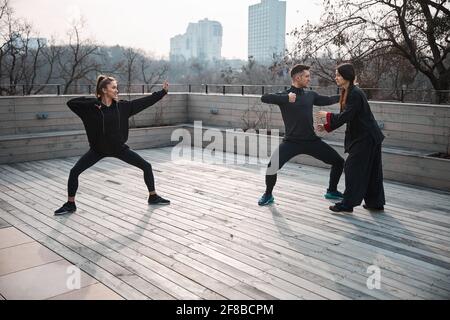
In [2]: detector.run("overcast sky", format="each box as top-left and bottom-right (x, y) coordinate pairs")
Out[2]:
(10, 0), (324, 59)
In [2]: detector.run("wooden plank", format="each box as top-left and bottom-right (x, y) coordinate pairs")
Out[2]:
(0, 186), (198, 300)
(27, 156), (446, 298)
(143, 150), (450, 264)
(1, 151), (448, 300)
(0, 178), (221, 300)
(52, 147), (446, 245)
(0, 208), (147, 300)
(1, 178), (252, 300)
(90, 158), (446, 300)
(0, 216), (10, 229)
(146, 148), (450, 234)
(0, 165), (282, 298)
(1, 161), (344, 298)
(125, 168), (450, 298)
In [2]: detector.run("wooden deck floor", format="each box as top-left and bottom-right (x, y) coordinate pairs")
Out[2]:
(0, 147), (449, 300)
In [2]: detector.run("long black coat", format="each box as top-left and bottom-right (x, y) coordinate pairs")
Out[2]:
(325, 85), (384, 152)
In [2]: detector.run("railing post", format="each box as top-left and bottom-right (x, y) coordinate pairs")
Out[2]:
(205, 84), (208, 94)
(401, 85), (406, 103)
(189, 84), (192, 93)
(223, 85), (226, 95)
(142, 84), (145, 94)
(241, 85), (244, 95)
(57, 85), (60, 96)
(262, 86), (265, 95)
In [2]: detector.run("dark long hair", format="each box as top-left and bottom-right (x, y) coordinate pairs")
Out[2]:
(337, 63), (356, 112)
(96, 75), (117, 99)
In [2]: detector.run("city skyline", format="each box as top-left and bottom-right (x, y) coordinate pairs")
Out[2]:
(10, 0), (323, 60)
(248, 0), (286, 64)
(170, 18), (222, 61)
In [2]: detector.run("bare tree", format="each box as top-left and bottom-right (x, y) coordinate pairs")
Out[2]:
(140, 57), (168, 91)
(219, 66), (236, 84)
(57, 20), (101, 94)
(290, 0), (450, 103)
(0, 0), (10, 89)
(116, 47), (168, 94)
(0, 1), (61, 95)
(119, 47), (139, 94)
(0, 4), (28, 95)
(32, 38), (62, 94)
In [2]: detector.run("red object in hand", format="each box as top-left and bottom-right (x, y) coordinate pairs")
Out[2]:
(324, 112), (332, 132)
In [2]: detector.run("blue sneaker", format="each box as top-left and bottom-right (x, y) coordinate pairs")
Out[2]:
(324, 190), (344, 200)
(258, 192), (274, 206)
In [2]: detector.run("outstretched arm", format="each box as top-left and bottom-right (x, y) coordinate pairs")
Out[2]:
(261, 92), (296, 105)
(313, 92), (340, 106)
(67, 97), (98, 118)
(261, 92), (289, 105)
(318, 92), (361, 132)
(128, 81), (169, 117)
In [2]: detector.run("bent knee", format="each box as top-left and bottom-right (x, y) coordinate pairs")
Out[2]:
(142, 162), (153, 172)
(331, 155), (344, 167)
(69, 167), (81, 177)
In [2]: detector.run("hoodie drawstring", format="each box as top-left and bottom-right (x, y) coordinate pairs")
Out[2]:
(100, 108), (105, 134)
(99, 101), (120, 135)
(116, 101), (121, 131)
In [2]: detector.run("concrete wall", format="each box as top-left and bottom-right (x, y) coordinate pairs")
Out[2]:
(0, 93), (188, 135)
(187, 94), (450, 154)
(1, 93), (449, 191)
(179, 125), (450, 192)
(0, 126), (180, 164)
(3, 93), (448, 155)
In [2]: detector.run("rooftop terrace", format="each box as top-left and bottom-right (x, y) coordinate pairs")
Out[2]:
(0, 147), (449, 300)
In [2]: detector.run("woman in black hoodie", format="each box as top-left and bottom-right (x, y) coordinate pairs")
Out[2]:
(317, 63), (385, 213)
(54, 75), (170, 215)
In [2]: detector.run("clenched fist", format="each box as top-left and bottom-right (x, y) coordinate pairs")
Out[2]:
(288, 92), (296, 103)
(162, 81), (169, 92)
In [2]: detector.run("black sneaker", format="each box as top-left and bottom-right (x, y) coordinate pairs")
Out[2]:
(363, 204), (384, 211)
(54, 201), (76, 215)
(329, 202), (353, 213)
(148, 195), (170, 205)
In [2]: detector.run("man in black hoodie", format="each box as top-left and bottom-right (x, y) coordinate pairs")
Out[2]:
(55, 75), (170, 215)
(258, 64), (345, 206)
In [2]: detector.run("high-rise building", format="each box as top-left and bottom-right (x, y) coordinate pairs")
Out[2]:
(170, 18), (223, 62)
(248, 0), (286, 64)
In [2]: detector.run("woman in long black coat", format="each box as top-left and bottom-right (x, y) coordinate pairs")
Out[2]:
(317, 63), (385, 213)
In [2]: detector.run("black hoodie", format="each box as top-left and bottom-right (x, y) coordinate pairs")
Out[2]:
(67, 89), (167, 154)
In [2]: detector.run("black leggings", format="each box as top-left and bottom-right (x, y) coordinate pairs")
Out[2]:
(68, 148), (155, 197)
(265, 140), (344, 194)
